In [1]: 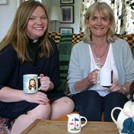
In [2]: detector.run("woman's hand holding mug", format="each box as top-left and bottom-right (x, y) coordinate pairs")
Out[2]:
(39, 74), (52, 91)
(88, 69), (99, 85)
(109, 82), (127, 94)
(23, 74), (50, 104)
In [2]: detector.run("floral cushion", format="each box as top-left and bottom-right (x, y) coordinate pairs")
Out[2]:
(0, 117), (12, 134)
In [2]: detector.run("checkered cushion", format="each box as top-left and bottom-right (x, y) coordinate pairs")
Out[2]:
(72, 32), (84, 44)
(119, 34), (134, 57)
(48, 32), (61, 44)
(119, 34), (134, 48)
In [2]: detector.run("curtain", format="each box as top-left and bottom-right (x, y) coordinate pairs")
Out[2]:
(80, 0), (134, 35)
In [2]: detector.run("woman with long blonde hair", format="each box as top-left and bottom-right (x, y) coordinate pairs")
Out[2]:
(68, 2), (134, 121)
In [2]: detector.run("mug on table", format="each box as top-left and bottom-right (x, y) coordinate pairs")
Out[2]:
(67, 113), (87, 133)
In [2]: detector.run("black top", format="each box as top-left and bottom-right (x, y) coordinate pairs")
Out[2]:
(0, 37), (60, 91)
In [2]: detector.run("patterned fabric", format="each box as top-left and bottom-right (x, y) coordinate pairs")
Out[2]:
(57, 34), (73, 92)
(119, 34), (134, 47)
(48, 32), (61, 44)
(119, 34), (134, 57)
(81, 0), (134, 35)
(49, 33), (73, 92)
(72, 33), (84, 44)
(0, 118), (12, 134)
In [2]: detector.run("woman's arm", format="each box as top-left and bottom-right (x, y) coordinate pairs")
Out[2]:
(68, 42), (98, 94)
(0, 86), (50, 104)
(0, 87), (25, 102)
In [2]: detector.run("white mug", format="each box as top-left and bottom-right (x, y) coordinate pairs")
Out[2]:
(99, 68), (112, 87)
(23, 74), (39, 93)
(67, 113), (87, 133)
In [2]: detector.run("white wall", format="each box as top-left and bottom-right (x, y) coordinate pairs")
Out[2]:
(0, 0), (17, 41)
(0, 0), (82, 41)
(42, 0), (50, 12)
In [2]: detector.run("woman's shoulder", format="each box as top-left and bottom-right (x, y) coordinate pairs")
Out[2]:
(114, 37), (129, 45)
(0, 44), (17, 58)
(73, 41), (88, 49)
(48, 37), (58, 51)
(71, 41), (90, 56)
(1, 44), (15, 51)
(112, 37), (130, 49)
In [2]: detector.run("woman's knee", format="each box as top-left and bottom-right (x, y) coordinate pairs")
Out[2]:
(53, 96), (74, 112)
(71, 91), (102, 120)
(50, 97), (74, 120)
(105, 92), (128, 105)
(104, 92), (128, 121)
(28, 104), (51, 120)
(59, 96), (74, 110)
(72, 90), (101, 104)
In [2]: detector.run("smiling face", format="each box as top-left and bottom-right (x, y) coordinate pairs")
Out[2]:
(26, 6), (48, 40)
(87, 10), (111, 38)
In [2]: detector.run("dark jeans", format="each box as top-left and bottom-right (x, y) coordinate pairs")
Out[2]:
(70, 90), (128, 121)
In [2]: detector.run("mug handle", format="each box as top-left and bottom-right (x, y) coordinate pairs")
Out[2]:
(111, 107), (122, 124)
(80, 116), (87, 127)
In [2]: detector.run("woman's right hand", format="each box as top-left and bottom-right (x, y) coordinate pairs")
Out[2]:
(24, 91), (50, 105)
(87, 69), (99, 85)
(74, 69), (99, 92)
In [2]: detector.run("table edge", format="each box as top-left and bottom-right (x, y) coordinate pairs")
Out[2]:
(21, 119), (40, 134)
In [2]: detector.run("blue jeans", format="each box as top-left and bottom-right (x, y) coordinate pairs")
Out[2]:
(70, 90), (128, 121)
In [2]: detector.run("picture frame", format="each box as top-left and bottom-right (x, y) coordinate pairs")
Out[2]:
(60, 0), (74, 4)
(59, 27), (73, 34)
(60, 5), (74, 23)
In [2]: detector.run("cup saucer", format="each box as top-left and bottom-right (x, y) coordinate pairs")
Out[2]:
(102, 84), (112, 89)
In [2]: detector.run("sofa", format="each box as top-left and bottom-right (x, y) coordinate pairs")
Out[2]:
(49, 32), (134, 93)
(0, 32), (134, 133)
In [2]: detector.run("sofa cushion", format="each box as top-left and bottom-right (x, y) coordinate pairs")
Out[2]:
(49, 33), (73, 92)
(48, 32), (61, 44)
(57, 34), (73, 93)
(119, 34), (134, 58)
(72, 33), (84, 44)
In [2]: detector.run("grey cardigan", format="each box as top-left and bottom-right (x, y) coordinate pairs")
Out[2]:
(67, 37), (134, 94)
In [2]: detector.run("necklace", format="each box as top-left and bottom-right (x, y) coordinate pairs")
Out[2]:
(91, 43), (109, 68)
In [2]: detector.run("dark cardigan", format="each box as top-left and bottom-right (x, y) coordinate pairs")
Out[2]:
(0, 37), (60, 91)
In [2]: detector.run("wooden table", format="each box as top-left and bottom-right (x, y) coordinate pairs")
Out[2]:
(21, 120), (118, 134)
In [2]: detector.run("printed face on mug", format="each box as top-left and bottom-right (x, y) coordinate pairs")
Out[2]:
(23, 74), (38, 93)
(99, 68), (112, 87)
